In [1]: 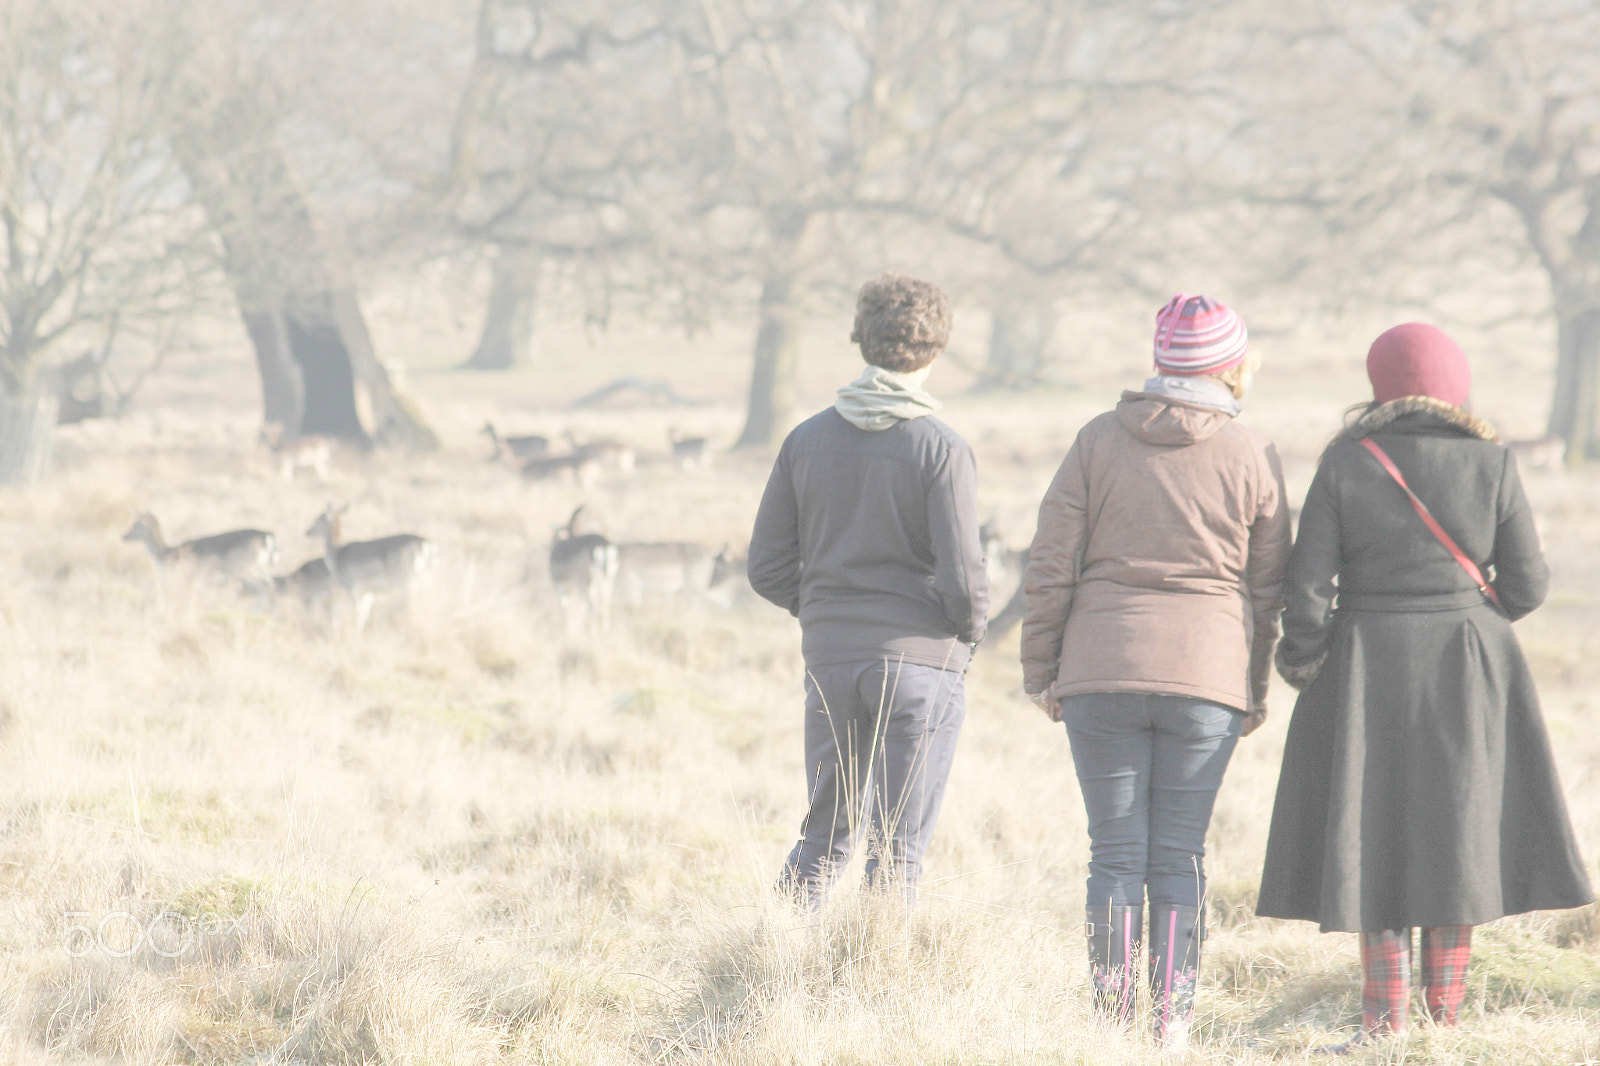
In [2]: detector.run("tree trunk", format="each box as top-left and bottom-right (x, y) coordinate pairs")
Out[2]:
(980, 302), (1055, 389)
(1547, 303), (1600, 462)
(333, 290), (438, 450)
(462, 247), (538, 371)
(0, 394), (57, 485)
(242, 310), (306, 433)
(175, 87), (433, 449)
(733, 270), (801, 449)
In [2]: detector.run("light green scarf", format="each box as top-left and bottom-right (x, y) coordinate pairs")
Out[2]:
(834, 365), (942, 431)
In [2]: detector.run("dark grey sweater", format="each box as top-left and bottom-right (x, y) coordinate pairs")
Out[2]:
(748, 407), (989, 670)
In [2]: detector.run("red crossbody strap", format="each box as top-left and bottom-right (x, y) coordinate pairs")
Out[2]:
(1359, 437), (1500, 607)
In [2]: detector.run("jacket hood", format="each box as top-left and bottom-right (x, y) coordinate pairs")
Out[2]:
(1115, 392), (1235, 446)
(1339, 395), (1499, 443)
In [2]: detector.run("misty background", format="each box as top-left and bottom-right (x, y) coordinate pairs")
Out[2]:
(4, 0), (1599, 473)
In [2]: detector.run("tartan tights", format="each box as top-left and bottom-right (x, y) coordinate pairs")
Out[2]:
(1359, 926), (1473, 1034)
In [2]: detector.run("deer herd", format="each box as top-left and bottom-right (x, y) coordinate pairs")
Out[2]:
(125, 416), (1572, 637)
(121, 421), (738, 634)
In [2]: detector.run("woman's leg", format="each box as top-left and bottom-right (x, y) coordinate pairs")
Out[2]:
(1144, 697), (1244, 908)
(1061, 693), (1156, 1022)
(1144, 696), (1243, 1047)
(1360, 928), (1414, 1036)
(1420, 926), (1472, 1026)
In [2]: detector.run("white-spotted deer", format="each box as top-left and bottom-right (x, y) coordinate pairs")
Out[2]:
(305, 503), (436, 632)
(122, 511), (278, 586)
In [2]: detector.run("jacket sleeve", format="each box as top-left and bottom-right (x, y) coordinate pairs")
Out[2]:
(747, 445), (801, 615)
(1244, 442), (1292, 708)
(1491, 448), (1549, 622)
(1275, 449), (1340, 689)
(926, 438), (989, 645)
(1020, 438), (1090, 695)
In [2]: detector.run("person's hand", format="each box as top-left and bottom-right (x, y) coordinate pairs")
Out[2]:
(1241, 703), (1268, 737)
(1028, 690), (1060, 722)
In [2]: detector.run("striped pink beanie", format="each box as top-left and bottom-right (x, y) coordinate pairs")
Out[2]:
(1151, 294), (1249, 375)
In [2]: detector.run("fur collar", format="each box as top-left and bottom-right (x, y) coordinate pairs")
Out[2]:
(1341, 396), (1499, 443)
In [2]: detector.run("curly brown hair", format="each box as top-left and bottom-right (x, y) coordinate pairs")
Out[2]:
(850, 273), (952, 372)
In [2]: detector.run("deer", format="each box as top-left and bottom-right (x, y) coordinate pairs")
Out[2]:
(979, 519), (1030, 589)
(612, 540), (731, 604)
(668, 429), (713, 470)
(482, 421), (550, 462)
(549, 506), (618, 631)
(122, 512), (278, 586)
(1507, 434), (1568, 473)
(272, 555), (335, 617)
(305, 503), (437, 632)
(972, 519), (1031, 647)
(519, 452), (602, 489)
(262, 422), (333, 481)
(564, 430), (635, 474)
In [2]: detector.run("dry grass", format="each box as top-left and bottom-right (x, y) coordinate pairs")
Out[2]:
(3, 327), (1599, 1065)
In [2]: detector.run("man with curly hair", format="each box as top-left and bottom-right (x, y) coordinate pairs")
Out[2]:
(749, 272), (989, 908)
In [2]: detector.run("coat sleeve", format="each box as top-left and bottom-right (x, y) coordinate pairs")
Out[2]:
(1020, 438), (1090, 695)
(1244, 442), (1293, 707)
(747, 445), (802, 615)
(1275, 449), (1341, 689)
(926, 438), (990, 645)
(1491, 448), (1549, 622)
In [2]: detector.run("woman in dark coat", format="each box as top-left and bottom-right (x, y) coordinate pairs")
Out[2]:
(1258, 323), (1593, 1048)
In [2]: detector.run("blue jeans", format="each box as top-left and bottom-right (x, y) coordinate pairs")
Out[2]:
(780, 659), (966, 906)
(1061, 692), (1243, 910)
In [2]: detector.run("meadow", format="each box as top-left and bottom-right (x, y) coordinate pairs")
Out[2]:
(2, 301), (1598, 1065)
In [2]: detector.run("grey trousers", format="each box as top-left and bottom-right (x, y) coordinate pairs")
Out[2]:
(1061, 692), (1243, 910)
(780, 659), (966, 906)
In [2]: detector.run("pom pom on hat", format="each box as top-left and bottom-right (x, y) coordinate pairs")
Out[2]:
(1152, 294), (1249, 376)
(1366, 323), (1471, 407)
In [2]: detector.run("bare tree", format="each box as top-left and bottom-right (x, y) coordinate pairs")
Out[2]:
(0, 0), (211, 476)
(165, 1), (440, 450)
(1210, 0), (1600, 457)
(0, 0), (216, 476)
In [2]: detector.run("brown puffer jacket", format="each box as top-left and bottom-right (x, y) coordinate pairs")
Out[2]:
(1020, 391), (1292, 713)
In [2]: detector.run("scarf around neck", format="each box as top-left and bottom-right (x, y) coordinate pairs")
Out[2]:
(1139, 373), (1241, 417)
(834, 365), (942, 431)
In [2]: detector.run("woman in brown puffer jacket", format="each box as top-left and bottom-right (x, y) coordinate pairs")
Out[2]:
(1021, 294), (1292, 1050)
(1258, 324), (1592, 1051)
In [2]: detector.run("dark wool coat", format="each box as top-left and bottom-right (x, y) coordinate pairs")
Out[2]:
(1257, 397), (1593, 932)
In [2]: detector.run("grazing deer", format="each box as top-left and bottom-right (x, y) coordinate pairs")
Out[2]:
(549, 506), (618, 631)
(974, 520), (1030, 647)
(122, 512), (278, 585)
(305, 503), (436, 632)
(565, 431), (635, 474)
(979, 519), (1030, 589)
(482, 421), (550, 461)
(519, 452), (602, 489)
(668, 429), (713, 470)
(262, 422), (333, 481)
(273, 555), (334, 616)
(613, 540), (727, 604)
(1507, 434), (1568, 473)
